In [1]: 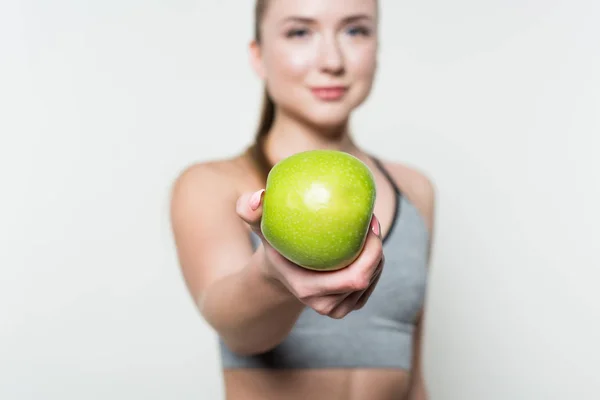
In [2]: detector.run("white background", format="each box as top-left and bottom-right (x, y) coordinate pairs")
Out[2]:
(1, 1), (598, 399)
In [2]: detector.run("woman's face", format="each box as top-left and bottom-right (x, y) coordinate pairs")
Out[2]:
(251, 0), (379, 130)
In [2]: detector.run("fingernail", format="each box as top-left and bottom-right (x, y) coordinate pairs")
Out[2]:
(250, 189), (265, 211)
(371, 215), (380, 237)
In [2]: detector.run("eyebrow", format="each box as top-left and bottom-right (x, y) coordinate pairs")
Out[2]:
(282, 14), (373, 25)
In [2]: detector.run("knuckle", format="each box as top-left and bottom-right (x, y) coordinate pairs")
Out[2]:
(358, 238), (382, 268)
(313, 301), (335, 316)
(329, 308), (349, 319)
(368, 249), (383, 271)
(314, 307), (329, 316)
(370, 238), (383, 258)
(351, 274), (370, 291)
(294, 284), (314, 302)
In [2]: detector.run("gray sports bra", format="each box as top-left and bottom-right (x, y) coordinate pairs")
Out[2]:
(218, 158), (430, 370)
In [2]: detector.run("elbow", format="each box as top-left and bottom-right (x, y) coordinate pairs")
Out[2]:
(201, 316), (278, 356)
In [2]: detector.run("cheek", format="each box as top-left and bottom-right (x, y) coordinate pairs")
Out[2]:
(347, 46), (377, 78)
(265, 43), (314, 82)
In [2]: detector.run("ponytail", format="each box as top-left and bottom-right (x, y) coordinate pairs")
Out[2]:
(248, 0), (276, 183)
(247, 88), (275, 182)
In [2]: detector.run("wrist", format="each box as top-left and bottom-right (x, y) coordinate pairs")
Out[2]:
(249, 246), (296, 303)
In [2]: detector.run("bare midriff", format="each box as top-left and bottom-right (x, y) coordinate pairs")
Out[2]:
(222, 368), (410, 400)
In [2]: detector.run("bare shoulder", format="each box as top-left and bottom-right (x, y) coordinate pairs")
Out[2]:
(381, 159), (436, 234)
(169, 155), (246, 249)
(170, 154), (261, 205)
(169, 153), (264, 240)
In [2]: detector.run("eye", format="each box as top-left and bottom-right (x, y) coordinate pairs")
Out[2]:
(286, 28), (310, 38)
(346, 26), (371, 37)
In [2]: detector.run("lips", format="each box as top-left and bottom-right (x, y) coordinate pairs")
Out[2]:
(311, 86), (348, 101)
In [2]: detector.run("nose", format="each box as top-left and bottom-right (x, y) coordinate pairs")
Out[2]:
(318, 35), (345, 76)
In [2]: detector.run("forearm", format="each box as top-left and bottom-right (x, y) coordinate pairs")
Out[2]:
(199, 246), (305, 355)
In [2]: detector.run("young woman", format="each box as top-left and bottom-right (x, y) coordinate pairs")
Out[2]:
(170, 0), (435, 398)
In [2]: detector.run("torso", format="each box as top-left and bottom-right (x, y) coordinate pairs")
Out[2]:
(209, 152), (433, 400)
(223, 368), (409, 400)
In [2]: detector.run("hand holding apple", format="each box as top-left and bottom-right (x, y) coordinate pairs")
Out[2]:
(235, 150), (385, 319)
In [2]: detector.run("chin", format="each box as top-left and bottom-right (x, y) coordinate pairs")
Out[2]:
(312, 112), (351, 130)
(293, 101), (362, 130)
(300, 109), (351, 134)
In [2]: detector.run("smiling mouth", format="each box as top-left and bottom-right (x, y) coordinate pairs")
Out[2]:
(310, 86), (348, 101)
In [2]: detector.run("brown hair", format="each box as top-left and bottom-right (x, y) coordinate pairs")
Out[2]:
(247, 0), (275, 183)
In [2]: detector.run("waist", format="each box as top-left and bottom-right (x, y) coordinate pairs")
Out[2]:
(223, 367), (410, 400)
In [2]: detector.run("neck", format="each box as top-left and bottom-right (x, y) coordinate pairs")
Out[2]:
(263, 110), (360, 166)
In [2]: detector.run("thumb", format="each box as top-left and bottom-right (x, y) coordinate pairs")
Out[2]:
(236, 189), (266, 238)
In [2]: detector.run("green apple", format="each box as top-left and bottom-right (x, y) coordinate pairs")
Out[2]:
(261, 149), (376, 271)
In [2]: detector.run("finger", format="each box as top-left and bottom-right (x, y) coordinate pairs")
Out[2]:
(288, 258), (383, 313)
(236, 189), (265, 237)
(329, 253), (383, 302)
(310, 225), (383, 294)
(262, 213), (382, 300)
(370, 213), (382, 239)
(327, 255), (384, 319)
(328, 289), (365, 319)
(354, 255), (385, 310)
(308, 292), (349, 316)
(328, 256), (384, 319)
(328, 285), (370, 319)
